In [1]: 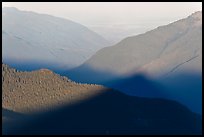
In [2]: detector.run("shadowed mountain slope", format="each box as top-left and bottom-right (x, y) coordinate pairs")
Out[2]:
(65, 11), (202, 114)
(2, 64), (202, 135)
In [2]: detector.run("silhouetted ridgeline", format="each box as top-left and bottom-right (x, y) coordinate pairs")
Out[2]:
(2, 64), (202, 135)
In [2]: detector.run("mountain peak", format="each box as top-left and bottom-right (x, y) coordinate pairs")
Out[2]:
(188, 11), (202, 25)
(190, 11), (202, 18)
(38, 68), (53, 74)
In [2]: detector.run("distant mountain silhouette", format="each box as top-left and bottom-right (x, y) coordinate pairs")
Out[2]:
(65, 11), (202, 114)
(2, 63), (202, 135)
(2, 7), (111, 73)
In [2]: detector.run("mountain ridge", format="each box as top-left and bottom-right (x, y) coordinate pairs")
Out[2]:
(2, 63), (202, 135)
(2, 7), (111, 72)
(65, 11), (202, 114)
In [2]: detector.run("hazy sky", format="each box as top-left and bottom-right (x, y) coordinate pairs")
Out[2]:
(2, 2), (202, 43)
(2, 2), (202, 25)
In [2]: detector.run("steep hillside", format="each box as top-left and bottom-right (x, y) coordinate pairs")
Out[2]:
(2, 7), (110, 72)
(69, 11), (201, 79)
(66, 11), (202, 114)
(2, 64), (202, 135)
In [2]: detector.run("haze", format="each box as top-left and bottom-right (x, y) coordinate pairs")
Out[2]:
(2, 2), (202, 43)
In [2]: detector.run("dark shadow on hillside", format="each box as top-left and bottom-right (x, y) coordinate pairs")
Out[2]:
(104, 73), (202, 115)
(4, 88), (202, 135)
(2, 108), (30, 135)
(63, 64), (119, 84)
(2, 108), (26, 119)
(65, 64), (202, 115)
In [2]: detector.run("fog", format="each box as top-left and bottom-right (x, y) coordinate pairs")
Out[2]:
(2, 2), (202, 43)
